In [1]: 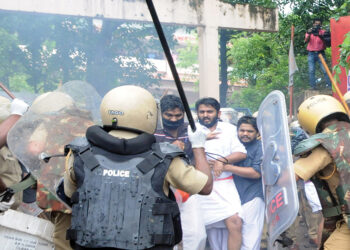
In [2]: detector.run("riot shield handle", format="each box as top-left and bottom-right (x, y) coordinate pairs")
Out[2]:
(261, 141), (280, 186)
(39, 152), (66, 163)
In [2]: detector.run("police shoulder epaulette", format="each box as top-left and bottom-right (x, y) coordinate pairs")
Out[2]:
(64, 137), (89, 155)
(158, 142), (184, 155)
(293, 133), (330, 156)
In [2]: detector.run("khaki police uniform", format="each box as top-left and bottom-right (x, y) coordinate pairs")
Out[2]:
(63, 130), (208, 249)
(286, 182), (323, 248)
(64, 130), (208, 198)
(294, 145), (350, 250)
(0, 146), (23, 209)
(65, 154), (208, 198)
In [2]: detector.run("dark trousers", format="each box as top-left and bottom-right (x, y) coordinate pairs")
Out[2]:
(307, 50), (331, 89)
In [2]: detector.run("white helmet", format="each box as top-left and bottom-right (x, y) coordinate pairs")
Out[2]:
(0, 96), (11, 123)
(100, 85), (157, 134)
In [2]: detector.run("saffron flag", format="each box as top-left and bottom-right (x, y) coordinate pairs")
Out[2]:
(288, 40), (298, 87)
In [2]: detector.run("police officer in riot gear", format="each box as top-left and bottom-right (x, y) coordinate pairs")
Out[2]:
(294, 95), (350, 249)
(0, 97), (28, 148)
(63, 85), (213, 250)
(0, 96), (28, 211)
(28, 91), (94, 250)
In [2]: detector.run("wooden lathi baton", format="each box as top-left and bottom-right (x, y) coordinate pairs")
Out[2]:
(0, 82), (15, 99)
(318, 53), (350, 116)
(146, 0), (196, 132)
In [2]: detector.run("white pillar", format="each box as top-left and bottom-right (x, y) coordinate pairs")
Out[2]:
(198, 26), (220, 99)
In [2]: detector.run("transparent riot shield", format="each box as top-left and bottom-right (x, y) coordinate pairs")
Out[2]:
(7, 81), (100, 208)
(219, 108), (239, 125)
(58, 80), (102, 124)
(257, 90), (299, 249)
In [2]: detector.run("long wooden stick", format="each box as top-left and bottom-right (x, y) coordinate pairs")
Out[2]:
(0, 82), (15, 99)
(318, 53), (350, 116)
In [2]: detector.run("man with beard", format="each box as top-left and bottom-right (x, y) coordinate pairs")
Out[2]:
(223, 116), (264, 250)
(154, 95), (207, 250)
(195, 97), (246, 250)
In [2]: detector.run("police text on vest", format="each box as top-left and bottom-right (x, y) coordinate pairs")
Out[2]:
(103, 169), (130, 177)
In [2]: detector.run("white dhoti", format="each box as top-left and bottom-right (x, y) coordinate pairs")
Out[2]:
(198, 177), (242, 225)
(177, 195), (207, 250)
(304, 181), (322, 212)
(198, 177), (242, 250)
(240, 197), (265, 250)
(206, 220), (228, 250)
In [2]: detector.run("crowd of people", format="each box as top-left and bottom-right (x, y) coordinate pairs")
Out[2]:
(156, 94), (264, 249)
(0, 85), (349, 250)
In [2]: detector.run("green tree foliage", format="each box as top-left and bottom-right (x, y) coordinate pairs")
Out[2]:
(176, 31), (198, 73)
(0, 27), (28, 90)
(332, 0), (350, 20)
(0, 12), (177, 95)
(226, 0), (348, 111)
(227, 33), (279, 86)
(227, 32), (309, 111)
(220, 0), (277, 8)
(334, 31), (350, 83)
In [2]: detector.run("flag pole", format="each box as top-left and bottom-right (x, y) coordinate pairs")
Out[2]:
(289, 25), (294, 120)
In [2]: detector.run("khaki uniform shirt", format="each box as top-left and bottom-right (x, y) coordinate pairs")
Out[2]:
(0, 146), (23, 209)
(64, 131), (208, 198)
(294, 129), (341, 211)
(294, 127), (350, 248)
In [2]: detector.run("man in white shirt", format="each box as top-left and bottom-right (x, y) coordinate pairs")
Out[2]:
(195, 98), (246, 250)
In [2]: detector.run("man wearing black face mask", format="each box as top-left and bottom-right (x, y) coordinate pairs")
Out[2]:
(155, 95), (193, 161)
(155, 95), (207, 250)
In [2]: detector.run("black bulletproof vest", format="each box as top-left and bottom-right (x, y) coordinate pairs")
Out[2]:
(66, 127), (185, 249)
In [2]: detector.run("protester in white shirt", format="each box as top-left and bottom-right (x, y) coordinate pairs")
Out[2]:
(195, 97), (246, 250)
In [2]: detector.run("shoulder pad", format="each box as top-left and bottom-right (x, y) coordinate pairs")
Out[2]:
(157, 142), (189, 164)
(294, 133), (329, 156)
(158, 142), (184, 155)
(64, 137), (89, 154)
